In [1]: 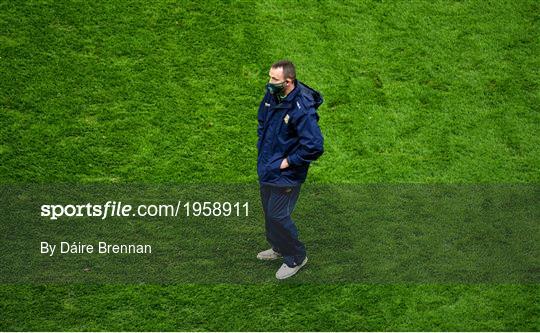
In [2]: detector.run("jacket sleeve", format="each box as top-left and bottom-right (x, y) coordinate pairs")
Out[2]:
(287, 109), (324, 167)
(257, 100), (265, 149)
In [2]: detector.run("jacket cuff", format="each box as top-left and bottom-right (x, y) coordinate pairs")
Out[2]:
(287, 154), (301, 167)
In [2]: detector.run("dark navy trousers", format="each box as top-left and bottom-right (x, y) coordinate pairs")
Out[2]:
(259, 183), (306, 268)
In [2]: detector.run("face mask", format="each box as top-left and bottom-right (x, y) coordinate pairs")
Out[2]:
(266, 81), (286, 96)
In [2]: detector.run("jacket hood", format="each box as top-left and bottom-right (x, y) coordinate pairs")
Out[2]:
(297, 81), (324, 110)
(266, 80), (324, 110)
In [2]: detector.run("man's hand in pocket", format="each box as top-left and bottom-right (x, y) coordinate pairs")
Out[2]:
(280, 157), (290, 170)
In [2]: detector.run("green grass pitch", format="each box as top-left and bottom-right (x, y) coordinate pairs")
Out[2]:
(1, 0), (538, 331)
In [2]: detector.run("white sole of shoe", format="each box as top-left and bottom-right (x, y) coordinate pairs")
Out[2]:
(257, 254), (281, 261)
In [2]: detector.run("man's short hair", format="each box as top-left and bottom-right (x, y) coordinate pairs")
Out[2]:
(271, 60), (296, 80)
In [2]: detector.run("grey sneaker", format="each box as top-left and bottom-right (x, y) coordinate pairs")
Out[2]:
(256, 248), (282, 260)
(275, 257), (308, 280)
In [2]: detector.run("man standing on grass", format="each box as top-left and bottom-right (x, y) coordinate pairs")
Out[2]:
(256, 60), (324, 279)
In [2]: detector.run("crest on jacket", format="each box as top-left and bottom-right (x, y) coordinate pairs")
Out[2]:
(284, 114), (290, 124)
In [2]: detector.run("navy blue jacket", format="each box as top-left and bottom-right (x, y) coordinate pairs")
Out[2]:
(257, 80), (324, 186)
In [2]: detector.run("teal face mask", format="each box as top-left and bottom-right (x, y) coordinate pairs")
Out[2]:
(266, 81), (286, 96)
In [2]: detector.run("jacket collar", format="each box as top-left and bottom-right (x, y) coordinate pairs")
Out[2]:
(273, 79), (300, 109)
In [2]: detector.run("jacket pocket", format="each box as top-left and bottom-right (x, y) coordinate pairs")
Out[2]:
(268, 156), (284, 176)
